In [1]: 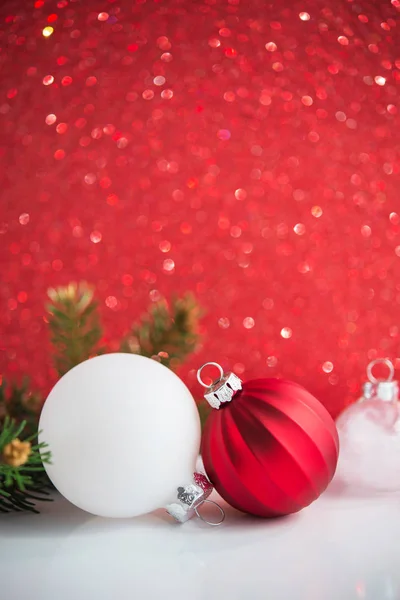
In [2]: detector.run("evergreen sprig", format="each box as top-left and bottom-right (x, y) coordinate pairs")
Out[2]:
(47, 282), (104, 375)
(121, 293), (203, 369)
(0, 378), (42, 439)
(0, 417), (52, 513)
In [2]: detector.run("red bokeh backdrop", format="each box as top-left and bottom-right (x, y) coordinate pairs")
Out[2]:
(1, 0), (400, 416)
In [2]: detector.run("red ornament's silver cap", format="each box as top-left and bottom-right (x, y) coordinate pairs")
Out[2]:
(197, 362), (242, 409)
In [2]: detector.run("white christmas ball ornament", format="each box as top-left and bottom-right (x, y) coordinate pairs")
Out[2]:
(335, 359), (400, 493)
(39, 353), (201, 518)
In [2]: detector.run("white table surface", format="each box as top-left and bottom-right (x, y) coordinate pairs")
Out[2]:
(1, 484), (400, 600)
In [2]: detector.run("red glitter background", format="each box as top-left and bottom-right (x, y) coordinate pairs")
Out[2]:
(1, 0), (400, 416)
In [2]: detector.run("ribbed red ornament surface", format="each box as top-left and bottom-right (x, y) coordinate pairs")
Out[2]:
(201, 378), (339, 517)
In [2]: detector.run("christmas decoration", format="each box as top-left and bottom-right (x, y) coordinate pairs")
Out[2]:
(165, 471), (225, 525)
(199, 363), (339, 517)
(1, 282), (202, 512)
(0, 417), (51, 513)
(2, 0), (400, 420)
(335, 359), (400, 493)
(39, 353), (201, 518)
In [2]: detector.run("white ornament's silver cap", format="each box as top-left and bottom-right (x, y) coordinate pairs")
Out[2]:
(165, 473), (224, 526)
(362, 358), (398, 403)
(197, 362), (242, 409)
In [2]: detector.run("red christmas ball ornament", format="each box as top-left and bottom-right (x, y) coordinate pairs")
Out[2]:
(199, 363), (339, 518)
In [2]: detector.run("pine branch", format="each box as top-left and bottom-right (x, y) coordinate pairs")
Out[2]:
(0, 378), (41, 439)
(0, 417), (52, 513)
(121, 293), (203, 369)
(47, 282), (104, 376)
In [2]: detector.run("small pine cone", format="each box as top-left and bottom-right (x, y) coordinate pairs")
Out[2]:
(2, 438), (31, 467)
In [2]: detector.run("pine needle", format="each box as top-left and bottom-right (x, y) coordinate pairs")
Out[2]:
(0, 417), (52, 513)
(0, 378), (42, 439)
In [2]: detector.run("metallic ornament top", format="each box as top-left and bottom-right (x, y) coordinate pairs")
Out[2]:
(197, 362), (242, 409)
(165, 472), (225, 526)
(362, 359), (398, 403)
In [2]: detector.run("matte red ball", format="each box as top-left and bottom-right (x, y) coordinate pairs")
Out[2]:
(201, 378), (339, 517)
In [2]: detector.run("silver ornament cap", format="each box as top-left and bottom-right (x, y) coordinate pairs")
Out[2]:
(165, 472), (224, 525)
(362, 358), (398, 402)
(197, 362), (242, 409)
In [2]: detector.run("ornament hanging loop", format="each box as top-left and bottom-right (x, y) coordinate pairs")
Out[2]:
(194, 499), (225, 526)
(197, 362), (224, 388)
(366, 358), (394, 384)
(197, 362), (242, 410)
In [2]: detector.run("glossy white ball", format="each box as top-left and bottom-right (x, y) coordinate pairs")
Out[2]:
(39, 353), (201, 517)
